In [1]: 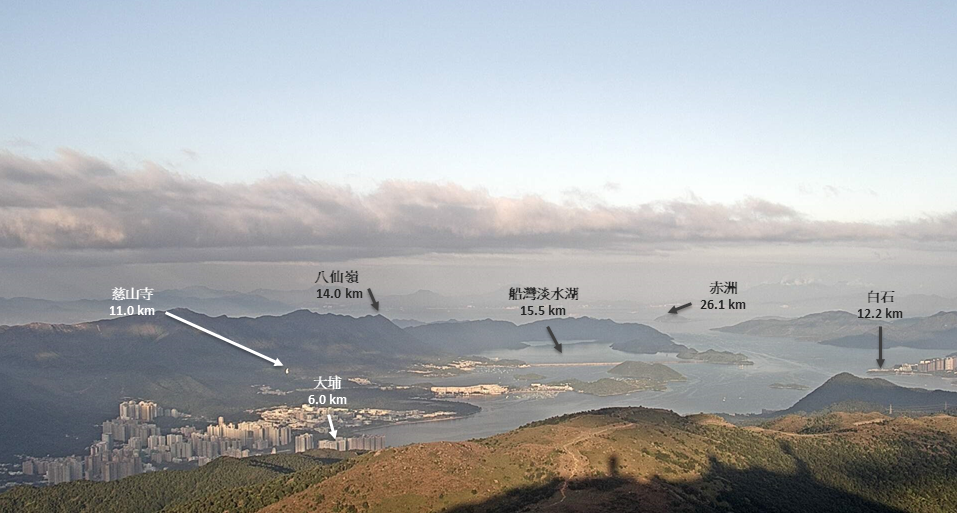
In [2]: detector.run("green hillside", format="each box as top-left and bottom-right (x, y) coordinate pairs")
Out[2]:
(0, 450), (357, 513)
(774, 372), (957, 416)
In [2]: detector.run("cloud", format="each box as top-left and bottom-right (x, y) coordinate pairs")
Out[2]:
(4, 137), (38, 150)
(1, 149), (956, 262)
(797, 183), (880, 198)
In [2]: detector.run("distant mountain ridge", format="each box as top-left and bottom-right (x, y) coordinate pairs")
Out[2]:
(714, 310), (873, 341)
(823, 311), (957, 349)
(405, 316), (681, 354)
(0, 308), (433, 369)
(0, 293), (294, 325)
(715, 310), (957, 349)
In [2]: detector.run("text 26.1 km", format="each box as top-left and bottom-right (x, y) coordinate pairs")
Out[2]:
(700, 299), (746, 310)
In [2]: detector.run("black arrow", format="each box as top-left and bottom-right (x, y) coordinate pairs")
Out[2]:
(668, 302), (693, 314)
(367, 289), (379, 311)
(876, 326), (885, 368)
(546, 326), (563, 353)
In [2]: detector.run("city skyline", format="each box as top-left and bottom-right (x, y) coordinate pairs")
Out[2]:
(18, 398), (390, 486)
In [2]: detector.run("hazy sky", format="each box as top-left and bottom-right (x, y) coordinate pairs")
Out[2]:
(1, 3), (956, 300)
(3, 2), (956, 220)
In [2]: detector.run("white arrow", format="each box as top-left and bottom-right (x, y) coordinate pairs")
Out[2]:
(327, 414), (338, 440)
(165, 311), (283, 367)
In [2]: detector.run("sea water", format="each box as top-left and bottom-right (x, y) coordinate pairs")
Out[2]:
(364, 332), (952, 446)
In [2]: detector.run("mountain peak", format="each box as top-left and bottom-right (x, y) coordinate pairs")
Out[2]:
(778, 372), (956, 416)
(826, 371), (861, 381)
(822, 372), (886, 386)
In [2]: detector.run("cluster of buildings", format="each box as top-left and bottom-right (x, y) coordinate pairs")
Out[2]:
(408, 358), (528, 377)
(119, 400), (180, 421)
(294, 433), (385, 453)
(131, 417), (294, 466)
(894, 355), (957, 374)
(205, 417), (293, 451)
(428, 383), (573, 398)
(21, 400), (390, 486)
(24, 401), (172, 484)
(258, 404), (458, 433)
(431, 384), (509, 397)
(22, 446), (144, 485)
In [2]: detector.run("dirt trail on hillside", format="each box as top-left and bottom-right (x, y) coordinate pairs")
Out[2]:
(555, 423), (631, 503)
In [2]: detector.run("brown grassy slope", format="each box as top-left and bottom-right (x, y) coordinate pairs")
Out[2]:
(259, 407), (957, 513)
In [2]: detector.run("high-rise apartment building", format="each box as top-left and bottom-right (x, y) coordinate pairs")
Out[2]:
(294, 433), (315, 453)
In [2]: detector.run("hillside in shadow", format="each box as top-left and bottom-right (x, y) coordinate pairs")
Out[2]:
(445, 450), (907, 513)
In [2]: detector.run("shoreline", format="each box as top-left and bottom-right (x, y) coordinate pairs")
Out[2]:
(354, 412), (475, 433)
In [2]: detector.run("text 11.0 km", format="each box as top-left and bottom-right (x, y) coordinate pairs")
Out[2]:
(110, 305), (155, 316)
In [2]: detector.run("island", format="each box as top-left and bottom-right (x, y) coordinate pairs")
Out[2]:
(608, 360), (686, 382)
(677, 348), (754, 365)
(546, 361), (686, 397)
(769, 383), (810, 390)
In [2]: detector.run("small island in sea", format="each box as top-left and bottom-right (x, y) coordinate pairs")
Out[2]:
(677, 348), (754, 365)
(548, 361), (685, 397)
(769, 382), (810, 390)
(608, 360), (686, 382)
(514, 372), (547, 381)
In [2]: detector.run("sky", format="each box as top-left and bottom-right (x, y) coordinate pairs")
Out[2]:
(1, 2), (956, 300)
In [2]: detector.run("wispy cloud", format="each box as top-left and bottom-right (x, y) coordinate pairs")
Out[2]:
(3, 137), (38, 150)
(798, 183), (879, 198)
(1, 150), (955, 261)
